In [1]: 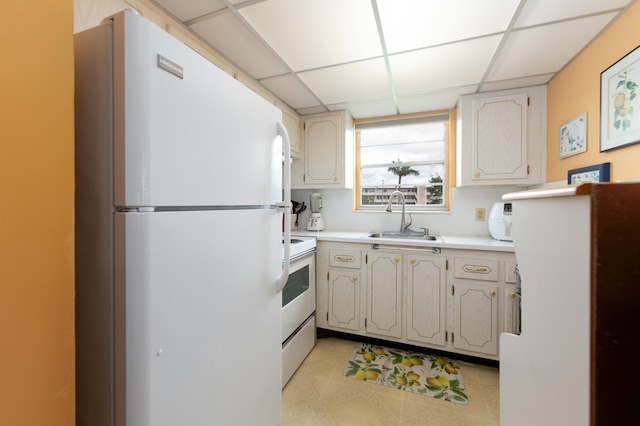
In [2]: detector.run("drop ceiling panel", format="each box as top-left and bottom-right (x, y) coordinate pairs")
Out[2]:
(398, 86), (478, 113)
(391, 35), (503, 94)
(238, 0), (381, 71)
(515, 0), (632, 28)
(150, 0), (635, 119)
(488, 13), (617, 82)
(190, 13), (288, 79)
(378, 0), (519, 54)
(155, 0), (226, 22)
(298, 58), (391, 105)
(260, 74), (321, 109)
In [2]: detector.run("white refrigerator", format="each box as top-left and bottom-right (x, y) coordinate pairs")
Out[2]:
(74, 10), (291, 426)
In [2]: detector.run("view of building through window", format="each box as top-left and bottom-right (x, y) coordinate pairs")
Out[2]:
(357, 116), (448, 209)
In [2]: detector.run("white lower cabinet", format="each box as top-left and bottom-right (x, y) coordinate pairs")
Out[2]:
(321, 247), (363, 332)
(366, 252), (402, 338)
(503, 284), (517, 334)
(327, 269), (360, 331)
(452, 281), (498, 356)
(316, 241), (516, 360)
(406, 254), (447, 347)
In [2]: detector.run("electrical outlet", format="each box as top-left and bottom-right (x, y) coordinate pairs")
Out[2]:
(475, 208), (486, 221)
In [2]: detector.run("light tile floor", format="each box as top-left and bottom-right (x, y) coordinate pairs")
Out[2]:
(281, 337), (499, 425)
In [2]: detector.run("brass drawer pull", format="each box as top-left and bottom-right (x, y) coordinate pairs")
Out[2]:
(334, 255), (355, 262)
(463, 265), (490, 273)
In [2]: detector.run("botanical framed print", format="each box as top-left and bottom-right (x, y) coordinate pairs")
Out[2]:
(559, 112), (587, 158)
(567, 163), (610, 184)
(600, 45), (640, 151)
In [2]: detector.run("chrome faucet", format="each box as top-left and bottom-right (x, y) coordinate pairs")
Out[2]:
(386, 190), (412, 232)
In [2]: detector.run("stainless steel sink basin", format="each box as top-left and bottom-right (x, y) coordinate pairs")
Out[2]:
(367, 232), (441, 241)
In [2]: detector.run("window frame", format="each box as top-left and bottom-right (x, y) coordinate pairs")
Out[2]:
(354, 111), (454, 212)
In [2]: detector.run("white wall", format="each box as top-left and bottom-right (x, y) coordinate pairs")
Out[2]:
(292, 185), (522, 236)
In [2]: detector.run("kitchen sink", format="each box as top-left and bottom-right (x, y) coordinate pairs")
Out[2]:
(367, 232), (441, 242)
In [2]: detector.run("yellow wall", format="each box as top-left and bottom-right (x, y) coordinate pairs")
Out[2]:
(0, 1), (75, 424)
(547, 2), (640, 182)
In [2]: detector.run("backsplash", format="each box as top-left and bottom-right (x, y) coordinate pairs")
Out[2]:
(292, 185), (522, 236)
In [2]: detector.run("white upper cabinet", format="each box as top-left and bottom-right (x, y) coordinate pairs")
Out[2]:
(456, 85), (546, 186)
(292, 110), (354, 189)
(279, 105), (300, 159)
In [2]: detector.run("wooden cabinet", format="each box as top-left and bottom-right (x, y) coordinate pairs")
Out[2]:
(451, 281), (499, 356)
(501, 183), (640, 425)
(280, 106), (300, 158)
(502, 285), (517, 335)
(503, 260), (518, 334)
(450, 256), (500, 356)
(472, 93), (528, 181)
(456, 85), (546, 186)
(316, 241), (515, 360)
(406, 253), (447, 347)
(366, 252), (402, 338)
(327, 269), (361, 331)
(319, 246), (362, 332)
(291, 110), (354, 189)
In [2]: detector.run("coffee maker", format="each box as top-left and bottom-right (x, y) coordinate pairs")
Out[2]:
(306, 192), (325, 231)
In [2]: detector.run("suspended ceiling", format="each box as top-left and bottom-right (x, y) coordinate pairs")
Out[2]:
(151, 0), (636, 119)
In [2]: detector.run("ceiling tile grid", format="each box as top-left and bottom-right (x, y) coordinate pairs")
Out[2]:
(376, 0), (519, 54)
(153, 0), (636, 118)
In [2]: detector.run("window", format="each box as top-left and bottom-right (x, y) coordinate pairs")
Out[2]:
(355, 113), (451, 211)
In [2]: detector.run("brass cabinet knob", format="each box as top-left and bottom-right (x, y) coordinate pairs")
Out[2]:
(490, 289), (496, 296)
(410, 257), (415, 264)
(510, 292), (516, 299)
(394, 256), (400, 263)
(352, 276), (358, 282)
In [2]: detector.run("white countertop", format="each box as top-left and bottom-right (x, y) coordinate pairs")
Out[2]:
(292, 230), (515, 252)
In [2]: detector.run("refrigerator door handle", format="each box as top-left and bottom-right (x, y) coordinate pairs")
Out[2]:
(276, 121), (291, 293)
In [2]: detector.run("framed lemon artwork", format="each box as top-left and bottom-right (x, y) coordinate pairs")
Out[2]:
(600, 44), (640, 151)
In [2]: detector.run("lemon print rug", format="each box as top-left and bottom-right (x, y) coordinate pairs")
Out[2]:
(344, 342), (468, 405)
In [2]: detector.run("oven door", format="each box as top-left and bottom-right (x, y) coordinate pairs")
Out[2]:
(282, 251), (316, 343)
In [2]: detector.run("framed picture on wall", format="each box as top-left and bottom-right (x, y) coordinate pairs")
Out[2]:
(559, 112), (587, 158)
(567, 163), (610, 184)
(600, 45), (640, 151)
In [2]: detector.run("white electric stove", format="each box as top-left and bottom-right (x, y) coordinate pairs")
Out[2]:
(281, 235), (316, 387)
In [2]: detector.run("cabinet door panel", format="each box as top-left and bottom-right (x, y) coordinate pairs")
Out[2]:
(305, 117), (341, 184)
(367, 253), (402, 338)
(503, 284), (517, 335)
(471, 93), (528, 181)
(453, 282), (498, 355)
(328, 270), (360, 331)
(406, 255), (447, 346)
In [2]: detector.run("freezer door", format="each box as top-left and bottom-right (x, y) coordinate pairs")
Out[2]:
(115, 210), (281, 426)
(113, 10), (282, 207)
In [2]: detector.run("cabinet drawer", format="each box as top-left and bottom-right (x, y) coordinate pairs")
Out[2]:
(453, 257), (498, 282)
(329, 250), (362, 269)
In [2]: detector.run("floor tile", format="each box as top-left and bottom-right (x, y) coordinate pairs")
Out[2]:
(281, 337), (500, 425)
